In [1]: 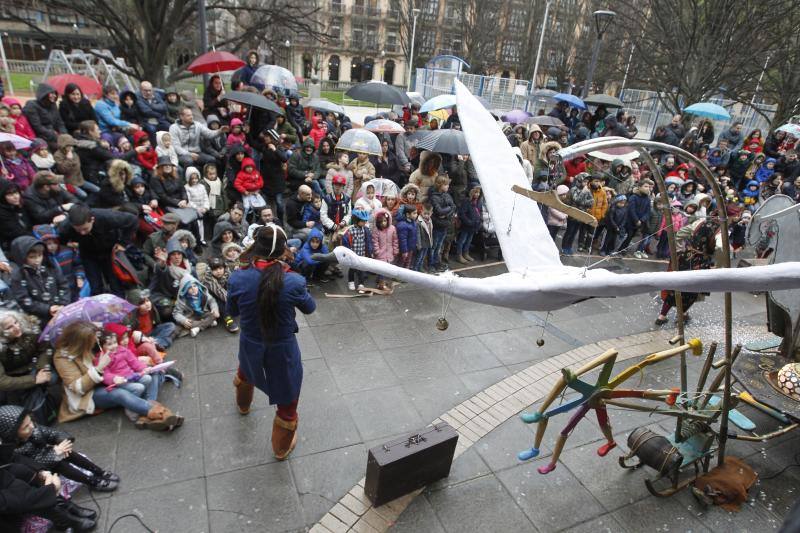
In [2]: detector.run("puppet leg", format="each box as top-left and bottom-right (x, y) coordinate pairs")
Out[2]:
(518, 395), (587, 460)
(594, 406), (617, 457)
(537, 404), (591, 474)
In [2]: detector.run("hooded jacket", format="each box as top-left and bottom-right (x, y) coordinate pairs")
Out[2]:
(119, 90), (140, 124)
(371, 208), (398, 262)
(287, 138), (321, 191)
(173, 274), (218, 325)
(409, 151), (442, 203)
(3, 96), (36, 139)
(148, 238), (192, 305)
(155, 131), (179, 167)
(395, 204), (418, 254)
(458, 192), (483, 232)
(0, 405), (73, 468)
(285, 99), (306, 133)
(258, 140), (289, 196)
(95, 159), (133, 208)
(0, 181), (31, 251)
(74, 131), (115, 185)
(97, 341), (147, 389)
(94, 95), (132, 133)
(519, 125), (543, 167)
(625, 188), (652, 230)
(742, 180), (760, 205)
(295, 228), (328, 268)
(21, 84), (66, 146)
(53, 133), (84, 187)
(9, 236), (70, 320)
(184, 167), (210, 212)
(2, 153), (35, 191)
(429, 187), (456, 230)
(211, 220), (241, 256)
(58, 92), (97, 134)
(755, 158), (776, 184)
(234, 157), (264, 194)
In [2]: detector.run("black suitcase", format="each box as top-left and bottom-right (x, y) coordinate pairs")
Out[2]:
(365, 422), (458, 506)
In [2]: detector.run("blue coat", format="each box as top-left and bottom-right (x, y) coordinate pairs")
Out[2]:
(295, 228), (328, 268)
(625, 192), (651, 231)
(94, 98), (132, 132)
(227, 265), (315, 405)
(395, 207), (418, 254)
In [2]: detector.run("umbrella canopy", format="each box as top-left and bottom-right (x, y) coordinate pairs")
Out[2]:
(665, 176), (686, 188)
(553, 93), (586, 110)
(683, 102), (731, 121)
(776, 123), (800, 137)
(525, 115), (564, 128)
(306, 98), (345, 115)
(346, 81), (411, 106)
(187, 51), (245, 74)
(502, 109), (532, 124)
(336, 128), (382, 156)
(224, 91), (284, 115)
(525, 89), (557, 102)
(357, 178), (399, 201)
(420, 94), (457, 113)
(584, 93), (624, 109)
(251, 65), (298, 93)
(588, 146), (640, 162)
(45, 74), (102, 98)
(0, 132), (32, 150)
(427, 109), (450, 123)
(39, 294), (135, 344)
(415, 129), (469, 155)
(364, 119), (404, 134)
(407, 92), (426, 106)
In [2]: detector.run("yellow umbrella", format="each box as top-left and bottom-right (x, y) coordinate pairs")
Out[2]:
(427, 108), (449, 123)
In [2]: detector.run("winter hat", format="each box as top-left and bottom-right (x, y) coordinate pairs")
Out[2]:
(161, 212), (181, 224)
(332, 174), (347, 186)
(125, 288), (151, 305)
(133, 130), (150, 146)
(351, 209), (370, 222)
(32, 171), (60, 188)
(206, 114), (221, 127)
(56, 134), (77, 149)
(556, 185), (570, 195)
(30, 138), (48, 152)
(32, 224), (59, 242)
(221, 242), (243, 256)
(230, 118), (243, 127)
(129, 176), (147, 187)
(156, 156), (173, 168)
(0, 404), (28, 442)
(613, 194), (627, 203)
(207, 257), (225, 270)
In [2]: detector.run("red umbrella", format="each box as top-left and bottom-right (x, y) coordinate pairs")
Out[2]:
(187, 51), (245, 74)
(45, 74), (102, 98)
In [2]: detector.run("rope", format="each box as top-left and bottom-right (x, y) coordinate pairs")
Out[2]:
(440, 275), (455, 321)
(581, 226), (598, 277)
(506, 194), (517, 235)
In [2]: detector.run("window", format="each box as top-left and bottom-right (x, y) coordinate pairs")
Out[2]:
(331, 0), (343, 13)
(328, 55), (340, 80)
(501, 40), (520, 65)
(353, 0), (365, 15)
(351, 22), (364, 48)
(419, 30), (436, 56)
(385, 31), (398, 52)
(351, 57), (362, 81)
(366, 24), (378, 48)
(329, 18), (342, 39)
(508, 11), (525, 32)
(423, 0), (439, 18)
(444, 3), (461, 21)
(383, 59), (395, 84)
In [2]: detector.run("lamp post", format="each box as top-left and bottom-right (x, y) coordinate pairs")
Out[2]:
(582, 9), (615, 98)
(197, 0), (209, 86)
(284, 39), (291, 72)
(407, 7), (421, 91)
(530, 0), (552, 94)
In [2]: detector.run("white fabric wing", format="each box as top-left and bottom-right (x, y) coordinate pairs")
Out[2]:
(454, 80), (562, 272)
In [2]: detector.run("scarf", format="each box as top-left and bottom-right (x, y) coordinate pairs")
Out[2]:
(137, 148), (158, 170)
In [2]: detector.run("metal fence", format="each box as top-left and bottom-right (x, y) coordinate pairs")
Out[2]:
(414, 68), (777, 139)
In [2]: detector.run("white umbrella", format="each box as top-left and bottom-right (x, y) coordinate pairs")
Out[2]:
(336, 128), (382, 156)
(364, 119), (404, 134)
(251, 65), (298, 92)
(777, 123), (800, 137)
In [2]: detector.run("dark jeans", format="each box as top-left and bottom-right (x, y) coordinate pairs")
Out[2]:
(431, 227), (448, 266)
(178, 152), (217, 169)
(562, 219), (585, 252)
(82, 254), (123, 296)
(347, 268), (367, 286)
(455, 229), (476, 256)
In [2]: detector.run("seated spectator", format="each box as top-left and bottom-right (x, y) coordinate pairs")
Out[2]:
(173, 275), (219, 337)
(179, 90), (205, 123)
(73, 119), (115, 186)
(0, 181), (32, 251)
(234, 157), (266, 220)
(142, 212), (180, 270)
(9, 235), (70, 324)
(33, 224), (90, 301)
(131, 129), (158, 178)
(58, 83), (97, 134)
(95, 159), (134, 209)
(2, 96), (35, 139)
(0, 310), (56, 423)
(93, 85), (139, 135)
(57, 204), (139, 295)
(22, 171), (77, 225)
(284, 185), (314, 241)
(164, 89), (181, 123)
(215, 202), (248, 241)
(202, 75), (228, 119)
(211, 220), (241, 256)
(29, 138), (55, 172)
(148, 238), (192, 320)
(137, 81), (171, 138)
(168, 107), (224, 168)
(124, 288), (177, 351)
(22, 83), (66, 150)
(119, 90), (141, 126)
(287, 138), (321, 194)
(149, 157), (196, 228)
(221, 242), (242, 272)
(201, 256), (238, 333)
(293, 228), (329, 284)
(202, 114), (228, 163)
(156, 131), (179, 168)
(53, 320), (181, 429)
(0, 140), (35, 190)
(321, 174), (351, 233)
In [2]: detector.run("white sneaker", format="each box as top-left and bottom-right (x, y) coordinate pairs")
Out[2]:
(190, 327), (200, 338)
(348, 281), (356, 291)
(212, 320), (218, 327)
(357, 284), (366, 291)
(633, 251), (643, 259)
(639, 252), (649, 259)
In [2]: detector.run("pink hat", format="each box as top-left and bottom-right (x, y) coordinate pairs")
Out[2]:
(230, 118), (243, 127)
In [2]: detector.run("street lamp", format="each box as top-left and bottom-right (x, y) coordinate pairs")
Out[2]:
(407, 7), (421, 91)
(582, 9), (615, 98)
(284, 39), (291, 71)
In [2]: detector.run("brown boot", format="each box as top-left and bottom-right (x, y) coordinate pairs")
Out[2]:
(135, 401), (182, 431)
(463, 253), (474, 262)
(454, 255), (466, 264)
(233, 374), (254, 415)
(272, 415), (298, 460)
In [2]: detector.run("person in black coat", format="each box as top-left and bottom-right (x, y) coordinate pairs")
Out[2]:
(255, 132), (289, 222)
(22, 83), (66, 150)
(9, 236), (71, 323)
(57, 204), (138, 296)
(22, 171), (77, 226)
(119, 90), (141, 126)
(374, 138), (402, 186)
(73, 120), (115, 186)
(58, 83), (97, 135)
(202, 75), (228, 120)
(0, 181), (32, 252)
(149, 157), (188, 210)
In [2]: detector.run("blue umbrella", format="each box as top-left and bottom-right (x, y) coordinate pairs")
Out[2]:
(683, 102), (731, 121)
(420, 94), (457, 113)
(553, 93), (586, 110)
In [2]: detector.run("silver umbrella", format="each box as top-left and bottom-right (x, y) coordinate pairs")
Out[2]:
(336, 128), (382, 156)
(415, 129), (469, 155)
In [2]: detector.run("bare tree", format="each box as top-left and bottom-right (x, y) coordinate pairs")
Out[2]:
(24, 0), (326, 86)
(610, 0), (783, 115)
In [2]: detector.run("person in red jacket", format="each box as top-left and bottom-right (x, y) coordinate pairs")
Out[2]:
(564, 155), (586, 183)
(132, 130), (158, 176)
(234, 157), (266, 219)
(307, 116), (327, 148)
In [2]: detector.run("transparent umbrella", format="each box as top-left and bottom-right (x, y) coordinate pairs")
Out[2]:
(336, 128), (382, 156)
(251, 65), (298, 93)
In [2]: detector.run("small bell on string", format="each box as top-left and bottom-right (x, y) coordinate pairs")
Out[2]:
(536, 338), (545, 347)
(436, 317), (449, 331)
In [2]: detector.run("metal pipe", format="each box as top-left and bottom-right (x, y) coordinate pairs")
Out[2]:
(407, 8), (421, 92)
(529, 0), (552, 98)
(197, 0), (209, 87)
(0, 33), (12, 95)
(582, 38), (602, 98)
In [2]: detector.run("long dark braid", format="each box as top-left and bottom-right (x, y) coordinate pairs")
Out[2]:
(247, 225), (288, 339)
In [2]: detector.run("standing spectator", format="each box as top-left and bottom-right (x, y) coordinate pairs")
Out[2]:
(22, 83), (66, 150)
(410, 151), (441, 203)
(58, 83), (97, 134)
(395, 120), (417, 176)
(667, 114), (686, 141)
(237, 50), (261, 88)
(620, 180), (653, 257)
(349, 152), (375, 196)
(285, 96), (306, 137)
(429, 175), (456, 271)
(625, 116), (638, 138)
(57, 204), (138, 295)
(287, 138), (321, 194)
(454, 186), (483, 263)
(169, 107), (224, 168)
(94, 86), (138, 134)
(375, 138), (401, 186)
(561, 173), (593, 255)
(717, 122), (744, 150)
(520, 125), (544, 171)
(202, 75), (228, 119)
(324, 152), (354, 197)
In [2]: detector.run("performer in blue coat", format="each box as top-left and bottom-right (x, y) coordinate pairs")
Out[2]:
(227, 224), (316, 459)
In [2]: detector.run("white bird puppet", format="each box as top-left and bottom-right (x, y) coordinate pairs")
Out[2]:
(330, 80), (800, 312)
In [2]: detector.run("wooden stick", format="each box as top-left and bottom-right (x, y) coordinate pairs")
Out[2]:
(511, 185), (598, 227)
(448, 261), (505, 273)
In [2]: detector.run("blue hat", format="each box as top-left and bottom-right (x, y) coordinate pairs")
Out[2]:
(351, 209), (370, 222)
(613, 195), (627, 203)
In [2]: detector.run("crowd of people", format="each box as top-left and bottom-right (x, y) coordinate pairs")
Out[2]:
(0, 45), (797, 529)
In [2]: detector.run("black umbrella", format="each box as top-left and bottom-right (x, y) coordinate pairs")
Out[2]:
(346, 81), (411, 106)
(525, 115), (564, 128)
(224, 91), (284, 115)
(414, 129), (469, 155)
(583, 93), (624, 109)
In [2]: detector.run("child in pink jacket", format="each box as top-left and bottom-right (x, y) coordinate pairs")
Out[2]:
(371, 208), (398, 290)
(97, 326), (159, 406)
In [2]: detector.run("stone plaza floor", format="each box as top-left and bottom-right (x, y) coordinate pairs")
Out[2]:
(63, 257), (799, 532)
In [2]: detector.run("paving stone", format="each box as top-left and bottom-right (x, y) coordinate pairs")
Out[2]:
(105, 478), (208, 533)
(291, 444), (368, 525)
(202, 410), (274, 475)
(382, 343), (455, 382)
(349, 294), (403, 319)
(207, 462), (305, 532)
(427, 445), (492, 492)
(362, 316), (428, 350)
(473, 417), (538, 472)
(390, 494), (445, 533)
(196, 335), (239, 374)
(295, 394), (362, 457)
(63, 409), (123, 442)
(453, 303), (532, 335)
(344, 386), (425, 442)
(407, 312), (474, 343)
(198, 370), (265, 419)
(560, 514), (626, 533)
(314, 322), (379, 357)
(609, 490), (711, 533)
(156, 374), (200, 420)
(496, 461), (606, 532)
(458, 366), (511, 395)
(402, 374), (470, 423)
(328, 350), (400, 394)
(426, 474), (533, 533)
(113, 423), (204, 493)
(306, 297), (360, 326)
(297, 326), (323, 359)
(478, 327), (573, 366)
